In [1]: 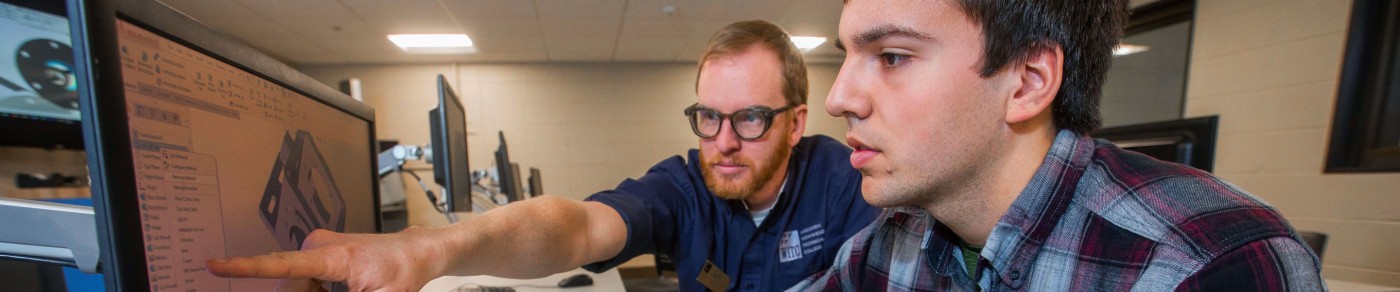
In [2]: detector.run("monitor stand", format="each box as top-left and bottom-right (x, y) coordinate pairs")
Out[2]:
(0, 197), (101, 274)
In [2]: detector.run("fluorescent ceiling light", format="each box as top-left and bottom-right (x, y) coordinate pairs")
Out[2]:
(387, 34), (476, 54)
(790, 36), (827, 53)
(1114, 43), (1150, 56)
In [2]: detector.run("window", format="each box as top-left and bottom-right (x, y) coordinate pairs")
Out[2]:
(1100, 0), (1195, 127)
(1327, 0), (1400, 172)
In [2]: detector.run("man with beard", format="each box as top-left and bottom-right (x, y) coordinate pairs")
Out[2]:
(790, 0), (1323, 291)
(206, 20), (880, 291)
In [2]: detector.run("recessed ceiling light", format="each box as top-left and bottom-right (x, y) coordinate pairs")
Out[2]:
(387, 34), (477, 54)
(790, 36), (827, 53)
(1114, 43), (1150, 56)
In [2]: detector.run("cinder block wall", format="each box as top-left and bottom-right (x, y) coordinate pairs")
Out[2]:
(1185, 0), (1400, 285)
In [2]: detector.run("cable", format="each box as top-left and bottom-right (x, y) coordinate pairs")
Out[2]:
(402, 169), (456, 223)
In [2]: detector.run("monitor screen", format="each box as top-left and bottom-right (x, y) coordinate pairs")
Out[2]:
(0, 0), (83, 148)
(429, 74), (470, 212)
(72, 0), (380, 290)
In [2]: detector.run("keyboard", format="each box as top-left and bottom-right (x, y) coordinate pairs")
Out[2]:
(453, 286), (516, 292)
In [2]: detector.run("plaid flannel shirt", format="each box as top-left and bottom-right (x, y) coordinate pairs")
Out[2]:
(789, 130), (1323, 291)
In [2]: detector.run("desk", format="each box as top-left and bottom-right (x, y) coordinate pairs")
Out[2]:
(421, 268), (624, 292)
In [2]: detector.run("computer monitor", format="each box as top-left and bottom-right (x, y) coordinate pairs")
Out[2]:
(527, 167), (542, 198)
(69, 0), (380, 290)
(1092, 116), (1218, 172)
(428, 75), (470, 212)
(0, 0), (83, 149)
(494, 131), (521, 203)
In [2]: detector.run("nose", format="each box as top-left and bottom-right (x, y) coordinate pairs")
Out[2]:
(826, 59), (869, 119)
(711, 119), (742, 154)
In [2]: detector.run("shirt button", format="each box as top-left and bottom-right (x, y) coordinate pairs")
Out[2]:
(1010, 270), (1021, 280)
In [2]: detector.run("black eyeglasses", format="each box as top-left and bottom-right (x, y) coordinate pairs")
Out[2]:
(683, 103), (798, 140)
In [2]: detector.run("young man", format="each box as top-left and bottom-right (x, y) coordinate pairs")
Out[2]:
(793, 0), (1324, 290)
(206, 20), (880, 291)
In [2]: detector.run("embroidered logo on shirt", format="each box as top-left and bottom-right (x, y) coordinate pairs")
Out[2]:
(779, 224), (827, 263)
(779, 230), (803, 262)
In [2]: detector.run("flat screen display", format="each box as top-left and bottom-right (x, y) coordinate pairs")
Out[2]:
(0, 1), (80, 122)
(115, 19), (376, 291)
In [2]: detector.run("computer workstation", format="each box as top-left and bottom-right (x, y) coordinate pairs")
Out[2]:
(62, 0), (382, 289)
(0, 0), (603, 291)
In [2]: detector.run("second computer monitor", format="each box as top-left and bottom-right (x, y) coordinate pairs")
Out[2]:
(429, 75), (470, 212)
(527, 167), (542, 198)
(494, 131), (522, 203)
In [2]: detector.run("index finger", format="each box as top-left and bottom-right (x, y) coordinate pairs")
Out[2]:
(206, 250), (344, 282)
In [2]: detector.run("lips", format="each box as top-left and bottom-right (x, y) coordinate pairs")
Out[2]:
(710, 161), (748, 176)
(847, 136), (881, 169)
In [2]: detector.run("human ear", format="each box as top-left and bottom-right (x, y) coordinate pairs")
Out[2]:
(1006, 46), (1063, 124)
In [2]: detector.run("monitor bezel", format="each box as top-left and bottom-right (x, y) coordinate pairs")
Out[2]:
(429, 74), (470, 212)
(494, 131), (521, 203)
(1092, 116), (1219, 172)
(69, 0), (380, 290)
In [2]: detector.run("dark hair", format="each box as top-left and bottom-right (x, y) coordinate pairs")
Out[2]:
(952, 0), (1129, 134)
(697, 20), (809, 106)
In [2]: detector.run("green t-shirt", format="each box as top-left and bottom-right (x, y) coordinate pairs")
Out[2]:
(959, 243), (982, 279)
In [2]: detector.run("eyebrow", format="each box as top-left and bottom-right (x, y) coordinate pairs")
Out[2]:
(835, 24), (935, 52)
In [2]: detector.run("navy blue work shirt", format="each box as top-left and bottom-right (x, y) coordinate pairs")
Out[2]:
(583, 135), (881, 291)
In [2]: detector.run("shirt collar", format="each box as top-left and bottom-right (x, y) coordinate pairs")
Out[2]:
(977, 129), (1095, 288)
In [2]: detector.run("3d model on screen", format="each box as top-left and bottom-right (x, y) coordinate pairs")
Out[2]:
(259, 130), (346, 251)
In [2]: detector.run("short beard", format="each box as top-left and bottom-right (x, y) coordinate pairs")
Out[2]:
(701, 135), (792, 201)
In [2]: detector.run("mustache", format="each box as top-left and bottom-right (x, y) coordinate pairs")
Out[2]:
(703, 154), (752, 167)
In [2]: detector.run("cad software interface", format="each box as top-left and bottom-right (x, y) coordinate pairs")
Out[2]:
(117, 19), (374, 291)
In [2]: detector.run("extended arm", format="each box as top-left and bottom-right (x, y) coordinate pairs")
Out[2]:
(206, 195), (628, 291)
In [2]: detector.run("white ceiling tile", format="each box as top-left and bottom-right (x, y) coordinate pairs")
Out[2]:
(689, 21), (737, 39)
(443, 0), (539, 20)
(151, 0), (843, 64)
(615, 37), (684, 51)
(375, 19), (462, 34)
(311, 37), (402, 55)
(200, 20), (299, 41)
(157, 0), (261, 22)
(535, 0), (627, 19)
(623, 0), (704, 20)
(279, 19), (380, 39)
(619, 19), (692, 37)
(458, 19), (545, 38)
(545, 37), (616, 52)
(699, 0), (789, 22)
(540, 18), (621, 37)
(279, 52), (351, 65)
(241, 37), (332, 56)
(340, 0), (460, 34)
(472, 37), (547, 53)
(613, 50), (678, 62)
(234, 0), (358, 21)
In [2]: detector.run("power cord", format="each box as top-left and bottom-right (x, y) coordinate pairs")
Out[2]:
(402, 169), (457, 223)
